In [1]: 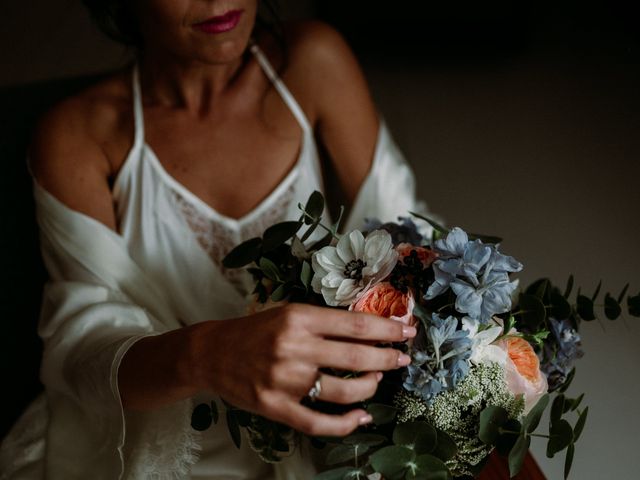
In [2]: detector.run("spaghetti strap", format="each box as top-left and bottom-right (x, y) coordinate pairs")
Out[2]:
(131, 63), (145, 149)
(249, 43), (313, 135)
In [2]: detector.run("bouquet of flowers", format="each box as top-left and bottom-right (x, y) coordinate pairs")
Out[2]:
(192, 191), (640, 479)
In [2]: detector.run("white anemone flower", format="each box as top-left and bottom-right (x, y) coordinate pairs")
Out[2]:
(462, 317), (507, 366)
(311, 230), (398, 306)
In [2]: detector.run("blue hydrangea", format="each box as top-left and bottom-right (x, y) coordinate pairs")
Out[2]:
(541, 318), (584, 391)
(403, 314), (473, 404)
(424, 228), (523, 323)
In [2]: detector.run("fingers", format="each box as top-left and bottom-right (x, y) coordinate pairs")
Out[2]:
(315, 372), (382, 404)
(279, 400), (373, 437)
(306, 340), (411, 372)
(304, 306), (416, 342)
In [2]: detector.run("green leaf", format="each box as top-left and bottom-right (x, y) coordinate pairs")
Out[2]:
(300, 219), (321, 242)
(367, 404), (397, 426)
(392, 421), (437, 454)
(550, 395), (565, 424)
(557, 368), (576, 393)
(191, 403), (213, 431)
(432, 429), (457, 462)
(226, 410), (242, 449)
(564, 443), (575, 480)
(525, 394), (549, 433)
(270, 282), (291, 302)
(369, 445), (415, 480)
(534, 279), (551, 301)
(550, 291), (572, 320)
(222, 237), (262, 268)
(617, 283), (630, 304)
(479, 405), (510, 445)
(467, 232), (503, 244)
(573, 406), (589, 442)
(302, 191), (325, 224)
(576, 295), (596, 321)
(517, 294), (547, 329)
(604, 293), (622, 320)
(313, 466), (354, 480)
(300, 260), (313, 289)
(262, 221), (302, 252)
(569, 393), (584, 412)
(564, 275), (574, 299)
(408, 211), (449, 235)
(495, 420), (522, 456)
(343, 433), (387, 447)
(508, 434), (530, 477)
(407, 454), (450, 480)
(591, 280), (602, 301)
(325, 444), (369, 466)
(210, 400), (219, 424)
(547, 419), (573, 458)
(628, 293), (640, 317)
(259, 257), (282, 282)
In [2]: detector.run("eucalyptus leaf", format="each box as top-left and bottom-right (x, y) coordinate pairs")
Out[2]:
(557, 368), (576, 393)
(392, 421), (437, 454)
(550, 292), (572, 320)
(300, 261), (313, 289)
(367, 404), (397, 425)
(369, 445), (415, 480)
(432, 430), (457, 462)
(508, 434), (530, 477)
(222, 237), (262, 268)
(191, 403), (213, 431)
(407, 454), (450, 480)
(262, 221), (302, 252)
(573, 407), (589, 442)
(569, 393), (584, 412)
(300, 219), (321, 242)
(547, 419), (573, 458)
(495, 420), (521, 456)
(408, 211), (449, 235)
(517, 294), (547, 329)
(479, 405), (509, 444)
(313, 466), (354, 480)
(343, 433), (387, 447)
(617, 283), (630, 304)
(564, 443), (575, 480)
(628, 293), (640, 317)
(326, 444), (369, 466)
(226, 410), (242, 449)
(591, 280), (602, 301)
(550, 394), (565, 425)
(271, 282), (291, 302)
(564, 275), (574, 299)
(525, 394), (549, 433)
(576, 295), (596, 321)
(259, 257), (282, 282)
(302, 191), (325, 224)
(604, 293), (622, 320)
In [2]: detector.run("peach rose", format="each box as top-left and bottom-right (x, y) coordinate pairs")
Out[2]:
(395, 243), (438, 268)
(501, 336), (548, 414)
(349, 282), (415, 326)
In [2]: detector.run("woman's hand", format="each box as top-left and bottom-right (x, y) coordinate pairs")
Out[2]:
(119, 303), (414, 436)
(188, 303), (415, 437)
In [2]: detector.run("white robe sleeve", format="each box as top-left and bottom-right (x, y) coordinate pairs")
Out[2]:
(342, 120), (436, 239)
(2, 183), (201, 480)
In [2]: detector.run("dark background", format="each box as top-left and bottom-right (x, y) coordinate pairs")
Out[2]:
(1, 1), (638, 477)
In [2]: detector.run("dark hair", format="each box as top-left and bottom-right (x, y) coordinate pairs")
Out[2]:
(82, 0), (284, 51)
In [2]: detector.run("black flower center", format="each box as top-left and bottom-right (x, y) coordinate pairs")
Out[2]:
(344, 259), (367, 281)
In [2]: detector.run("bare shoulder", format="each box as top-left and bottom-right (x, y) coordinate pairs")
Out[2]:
(282, 21), (379, 204)
(29, 70), (133, 230)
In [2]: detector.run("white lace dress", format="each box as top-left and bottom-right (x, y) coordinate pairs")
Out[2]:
(0, 45), (432, 480)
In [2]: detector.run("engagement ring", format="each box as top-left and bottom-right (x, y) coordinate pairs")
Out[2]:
(307, 374), (322, 402)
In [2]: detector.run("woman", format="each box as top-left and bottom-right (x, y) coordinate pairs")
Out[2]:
(1, 1), (430, 478)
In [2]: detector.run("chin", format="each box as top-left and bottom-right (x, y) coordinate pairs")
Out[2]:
(193, 38), (250, 65)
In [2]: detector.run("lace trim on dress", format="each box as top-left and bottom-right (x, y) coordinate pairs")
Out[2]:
(171, 181), (298, 297)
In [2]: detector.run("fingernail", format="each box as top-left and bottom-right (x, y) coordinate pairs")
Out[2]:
(402, 325), (417, 338)
(376, 372), (383, 382)
(358, 414), (373, 425)
(397, 353), (411, 366)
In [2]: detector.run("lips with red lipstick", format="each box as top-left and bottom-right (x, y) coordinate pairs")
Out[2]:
(193, 9), (243, 34)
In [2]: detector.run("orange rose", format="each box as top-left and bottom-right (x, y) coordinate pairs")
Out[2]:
(395, 243), (438, 268)
(501, 337), (548, 413)
(349, 282), (415, 326)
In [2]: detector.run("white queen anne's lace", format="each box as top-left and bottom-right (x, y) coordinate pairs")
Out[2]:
(311, 230), (398, 306)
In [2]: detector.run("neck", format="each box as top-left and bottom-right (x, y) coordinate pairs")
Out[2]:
(137, 48), (252, 115)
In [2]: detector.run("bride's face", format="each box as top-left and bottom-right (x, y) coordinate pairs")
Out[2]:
(136, 0), (259, 64)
